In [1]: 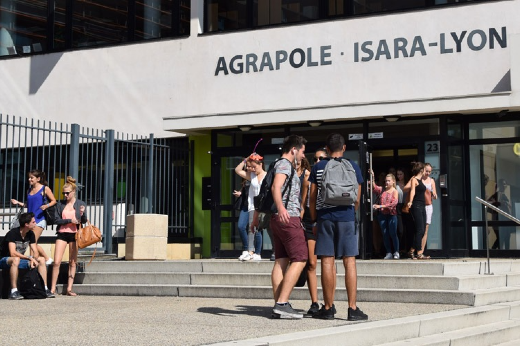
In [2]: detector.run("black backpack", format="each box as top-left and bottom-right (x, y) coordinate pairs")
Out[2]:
(19, 268), (47, 299)
(254, 158), (295, 214)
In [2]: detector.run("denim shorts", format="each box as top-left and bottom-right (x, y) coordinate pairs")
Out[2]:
(37, 219), (47, 228)
(315, 219), (358, 258)
(0, 257), (31, 270)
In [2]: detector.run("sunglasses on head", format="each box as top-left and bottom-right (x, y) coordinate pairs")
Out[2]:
(314, 156), (325, 163)
(62, 191), (71, 196)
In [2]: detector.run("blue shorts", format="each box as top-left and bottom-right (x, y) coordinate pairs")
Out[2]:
(315, 220), (358, 258)
(36, 219), (47, 228)
(0, 257), (31, 270)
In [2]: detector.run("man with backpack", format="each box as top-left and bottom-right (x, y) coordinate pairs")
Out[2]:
(252, 135), (308, 319)
(309, 133), (368, 321)
(0, 212), (54, 299)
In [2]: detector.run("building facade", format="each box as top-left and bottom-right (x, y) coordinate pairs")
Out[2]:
(1, 1), (520, 258)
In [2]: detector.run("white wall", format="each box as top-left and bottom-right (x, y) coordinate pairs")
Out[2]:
(0, 1), (519, 135)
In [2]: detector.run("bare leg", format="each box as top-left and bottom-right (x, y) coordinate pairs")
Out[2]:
(33, 226), (50, 261)
(418, 224), (429, 256)
(277, 261), (306, 303)
(271, 258), (289, 302)
(9, 257), (21, 289)
(343, 256), (358, 309)
(67, 242), (78, 295)
(321, 256), (336, 309)
(50, 239), (68, 293)
(36, 258), (48, 286)
(306, 240), (318, 304)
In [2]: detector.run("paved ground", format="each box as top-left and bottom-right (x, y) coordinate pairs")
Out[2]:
(0, 295), (465, 345)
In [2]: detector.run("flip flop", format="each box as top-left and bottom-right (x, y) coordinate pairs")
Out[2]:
(66, 291), (78, 296)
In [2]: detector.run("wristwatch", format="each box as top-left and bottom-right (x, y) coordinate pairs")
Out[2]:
(28, 255), (33, 260)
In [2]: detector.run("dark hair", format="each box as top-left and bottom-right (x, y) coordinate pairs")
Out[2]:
(315, 147), (328, 156)
(411, 161), (425, 176)
(326, 133), (345, 152)
(28, 170), (48, 186)
(281, 135), (307, 154)
(19, 212), (35, 228)
(300, 157), (311, 172)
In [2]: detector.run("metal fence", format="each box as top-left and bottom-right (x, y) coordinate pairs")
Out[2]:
(0, 114), (192, 252)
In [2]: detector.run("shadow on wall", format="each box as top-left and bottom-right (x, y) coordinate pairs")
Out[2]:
(492, 70), (511, 93)
(30, 53), (63, 94)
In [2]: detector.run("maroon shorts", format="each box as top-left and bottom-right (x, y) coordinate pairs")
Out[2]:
(270, 215), (308, 262)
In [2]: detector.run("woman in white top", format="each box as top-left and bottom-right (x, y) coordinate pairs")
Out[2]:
(234, 153), (266, 261)
(420, 163), (437, 256)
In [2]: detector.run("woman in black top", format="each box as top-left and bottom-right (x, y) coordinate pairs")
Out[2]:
(406, 162), (428, 259)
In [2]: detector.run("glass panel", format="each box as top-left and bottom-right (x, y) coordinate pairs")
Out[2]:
(369, 118), (439, 139)
(472, 226), (520, 250)
(328, 0), (344, 16)
(72, 0), (129, 48)
(450, 225), (466, 250)
(0, 0), (47, 56)
(205, 0), (249, 32)
(179, 0), (190, 35)
(220, 221), (234, 250)
(469, 121), (520, 140)
(425, 145), (441, 249)
(448, 144), (466, 249)
(135, 0), (173, 40)
(54, 0), (67, 49)
(354, 0), (426, 15)
(447, 119), (463, 139)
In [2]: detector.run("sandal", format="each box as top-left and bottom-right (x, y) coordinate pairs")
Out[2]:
(408, 250), (416, 259)
(66, 291), (78, 296)
(416, 253), (431, 260)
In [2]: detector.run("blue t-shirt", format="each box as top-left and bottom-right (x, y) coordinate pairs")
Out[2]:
(309, 157), (363, 222)
(27, 186), (46, 223)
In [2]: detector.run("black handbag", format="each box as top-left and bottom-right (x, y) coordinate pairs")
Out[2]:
(41, 188), (58, 225)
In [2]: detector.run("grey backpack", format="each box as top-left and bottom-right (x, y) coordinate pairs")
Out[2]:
(320, 158), (358, 206)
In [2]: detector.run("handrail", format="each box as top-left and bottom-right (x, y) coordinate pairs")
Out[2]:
(475, 197), (520, 225)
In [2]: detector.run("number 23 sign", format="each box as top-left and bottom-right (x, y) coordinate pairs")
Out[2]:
(425, 141), (440, 153)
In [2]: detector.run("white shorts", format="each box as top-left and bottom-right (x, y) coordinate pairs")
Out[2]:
(36, 219), (47, 228)
(425, 204), (433, 225)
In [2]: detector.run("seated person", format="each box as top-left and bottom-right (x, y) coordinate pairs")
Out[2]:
(0, 212), (55, 299)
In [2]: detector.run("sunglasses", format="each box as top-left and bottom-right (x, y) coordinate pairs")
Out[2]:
(62, 191), (71, 196)
(314, 156), (325, 163)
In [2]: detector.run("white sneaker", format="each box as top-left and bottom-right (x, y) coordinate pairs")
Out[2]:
(240, 252), (253, 261)
(384, 253), (393, 260)
(393, 252), (400, 260)
(238, 251), (249, 261)
(251, 254), (262, 261)
(46, 258), (54, 265)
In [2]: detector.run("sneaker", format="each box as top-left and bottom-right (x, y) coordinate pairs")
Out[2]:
(348, 307), (368, 321)
(240, 252), (253, 261)
(273, 303), (303, 319)
(312, 304), (335, 320)
(238, 251), (249, 261)
(9, 291), (24, 300)
(307, 302), (320, 315)
(251, 254), (262, 261)
(46, 289), (55, 298)
(384, 253), (393, 260)
(46, 258), (54, 265)
(393, 252), (400, 260)
(270, 253), (275, 261)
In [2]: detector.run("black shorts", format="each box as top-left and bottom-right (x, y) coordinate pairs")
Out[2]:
(57, 232), (76, 243)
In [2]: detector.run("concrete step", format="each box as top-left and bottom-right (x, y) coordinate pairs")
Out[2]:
(377, 320), (520, 346)
(209, 304), (515, 346)
(75, 272), (508, 291)
(493, 338), (520, 346)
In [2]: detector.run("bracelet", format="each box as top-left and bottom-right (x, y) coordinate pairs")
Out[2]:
(312, 222), (317, 227)
(47, 203), (50, 207)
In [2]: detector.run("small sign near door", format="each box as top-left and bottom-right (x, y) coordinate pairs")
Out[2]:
(425, 141), (440, 153)
(349, 133), (363, 140)
(368, 132), (383, 139)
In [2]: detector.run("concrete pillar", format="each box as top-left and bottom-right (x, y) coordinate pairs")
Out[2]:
(125, 214), (168, 260)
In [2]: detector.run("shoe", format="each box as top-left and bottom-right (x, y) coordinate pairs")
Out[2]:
(46, 289), (55, 298)
(238, 251), (249, 261)
(348, 307), (368, 321)
(312, 304), (335, 320)
(307, 302), (320, 315)
(384, 253), (393, 260)
(251, 254), (262, 261)
(46, 258), (54, 265)
(270, 253), (275, 261)
(239, 252), (252, 261)
(9, 291), (24, 300)
(273, 303), (303, 319)
(393, 252), (400, 260)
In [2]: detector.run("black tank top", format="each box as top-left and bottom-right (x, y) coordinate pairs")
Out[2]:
(413, 178), (426, 204)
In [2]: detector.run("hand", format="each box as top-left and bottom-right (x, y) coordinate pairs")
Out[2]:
(11, 199), (21, 206)
(407, 202), (412, 207)
(232, 190), (241, 197)
(373, 205), (379, 210)
(277, 208), (290, 224)
(80, 205), (85, 216)
(29, 258), (37, 268)
(71, 217), (79, 224)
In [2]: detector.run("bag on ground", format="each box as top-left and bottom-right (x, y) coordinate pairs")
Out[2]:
(19, 268), (47, 299)
(320, 158), (358, 206)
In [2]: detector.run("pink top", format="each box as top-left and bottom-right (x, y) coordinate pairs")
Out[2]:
(374, 185), (398, 216)
(59, 208), (78, 233)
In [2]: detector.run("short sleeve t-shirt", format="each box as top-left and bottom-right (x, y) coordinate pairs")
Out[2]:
(309, 157), (363, 222)
(274, 158), (301, 217)
(0, 228), (36, 258)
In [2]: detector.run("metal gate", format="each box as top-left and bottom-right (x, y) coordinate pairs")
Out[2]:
(0, 114), (191, 253)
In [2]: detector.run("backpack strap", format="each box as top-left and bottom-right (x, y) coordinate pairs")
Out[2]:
(280, 158), (295, 209)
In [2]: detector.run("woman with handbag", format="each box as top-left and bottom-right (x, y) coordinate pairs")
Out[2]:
(406, 162), (429, 260)
(11, 169), (56, 265)
(49, 176), (88, 296)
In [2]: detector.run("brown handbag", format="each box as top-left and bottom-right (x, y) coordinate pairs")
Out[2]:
(76, 222), (102, 249)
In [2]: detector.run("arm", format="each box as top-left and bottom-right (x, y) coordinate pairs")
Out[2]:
(10, 199), (25, 208)
(431, 178), (438, 199)
(402, 179), (412, 194)
(272, 173), (289, 223)
(355, 184), (362, 211)
(407, 179), (417, 207)
(234, 159), (251, 181)
(300, 171), (310, 219)
(8, 242), (38, 267)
